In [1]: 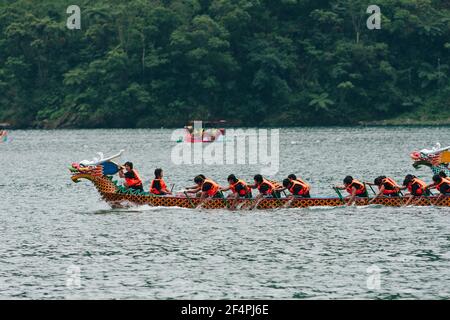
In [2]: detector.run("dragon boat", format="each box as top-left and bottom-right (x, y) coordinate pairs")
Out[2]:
(70, 145), (450, 209)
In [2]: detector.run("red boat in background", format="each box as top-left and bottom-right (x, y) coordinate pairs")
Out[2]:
(183, 120), (226, 143)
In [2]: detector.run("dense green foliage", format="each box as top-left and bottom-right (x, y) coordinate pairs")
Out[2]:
(1, 0), (449, 128)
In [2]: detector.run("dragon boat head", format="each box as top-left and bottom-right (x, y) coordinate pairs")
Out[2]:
(70, 151), (125, 197)
(410, 143), (450, 175)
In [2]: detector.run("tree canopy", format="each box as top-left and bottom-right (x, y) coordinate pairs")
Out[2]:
(0, 0), (449, 128)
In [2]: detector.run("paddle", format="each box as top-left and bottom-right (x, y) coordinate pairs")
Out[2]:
(332, 186), (345, 204)
(183, 191), (195, 209)
(219, 191), (230, 209)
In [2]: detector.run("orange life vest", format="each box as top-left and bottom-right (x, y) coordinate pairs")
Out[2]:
(150, 178), (167, 195)
(407, 178), (427, 196)
(289, 179), (310, 196)
(125, 169), (143, 187)
(381, 177), (400, 195)
(346, 179), (366, 196)
(230, 179), (250, 197)
(258, 179), (275, 195)
(435, 178), (450, 193)
(203, 179), (219, 197)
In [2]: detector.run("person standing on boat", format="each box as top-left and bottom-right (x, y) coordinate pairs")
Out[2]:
(280, 179), (311, 198)
(335, 176), (368, 206)
(400, 174), (430, 206)
(118, 161), (143, 192)
(366, 176), (401, 203)
(149, 168), (172, 195)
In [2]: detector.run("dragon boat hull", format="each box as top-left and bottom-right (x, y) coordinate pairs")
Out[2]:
(71, 174), (450, 209)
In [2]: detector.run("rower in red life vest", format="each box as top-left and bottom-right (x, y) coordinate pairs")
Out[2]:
(400, 174), (430, 206)
(366, 176), (401, 204)
(279, 174), (311, 198)
(335, 176), (368, 206)
(149, 168), (172, 195)
(118, 161), (143, 192)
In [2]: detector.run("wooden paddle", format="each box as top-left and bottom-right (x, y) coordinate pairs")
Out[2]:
(183, 191), (195, 209)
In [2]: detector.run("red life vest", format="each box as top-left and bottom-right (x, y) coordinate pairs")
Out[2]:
(289, 179), (310, 196)
(346, 179), (366, 195)
(125, 169), (143, 187)
(203, 179), (219, 197)
(407, 178), (427, 196)
(381, 177), (400, 195)
(230, 179), (250, 197)
(150, 178), (167, 195)
(257, 179), (275, 195)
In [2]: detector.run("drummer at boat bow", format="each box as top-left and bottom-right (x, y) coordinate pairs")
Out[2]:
(150, 168), (172, 195)
(335, 176), (368, 206)
(118, 161), (143, 191)
(186, 175), (222, 198)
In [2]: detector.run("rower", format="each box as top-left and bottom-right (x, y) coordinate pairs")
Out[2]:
(248, 174), (280, 199)
(335, 176), (368, 206)
(118, 161), (143, 192)
(427, 175), (450, 195)
(439, 171), (448, 179)
(186, 175), (221, 199)
(401, 174), (430, 206)
(281, 178), (311, 198)
(220, 174), (252, 199)
(367, 176), (401, 203)
(149, 168), (171, 195)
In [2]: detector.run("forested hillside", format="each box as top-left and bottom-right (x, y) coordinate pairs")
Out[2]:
(0, 0), (449, 128)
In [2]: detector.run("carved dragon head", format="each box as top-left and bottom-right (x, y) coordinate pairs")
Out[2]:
(410, 143), (450, 175)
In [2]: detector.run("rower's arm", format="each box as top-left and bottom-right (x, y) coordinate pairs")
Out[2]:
(347, 188), (357, 206)
(220, 186), (231, 192)
(186, 187), (201, 193)
(369, 186), (384, 203)
(118, 170), (125, 178)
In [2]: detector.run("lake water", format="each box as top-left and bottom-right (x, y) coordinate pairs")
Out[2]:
(1, 127), (449, 299)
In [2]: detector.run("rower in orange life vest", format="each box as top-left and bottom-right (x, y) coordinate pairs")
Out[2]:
(366, 176), (401, 204)
(220, 174), (252, 209)
(149, 168), (172, 195)
(186, 175), (222, 199)
(248, 174), (281, 200)
(426, 174), (450, 197)
(118, 161), (143, 192)
(400, 174), (430, 206)
(220, 174), (252, 199)
(335, 176), (368, 206)
(279, 174), (311, 198)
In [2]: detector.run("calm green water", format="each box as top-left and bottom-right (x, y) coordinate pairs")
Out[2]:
(1, 127), (450, 299)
